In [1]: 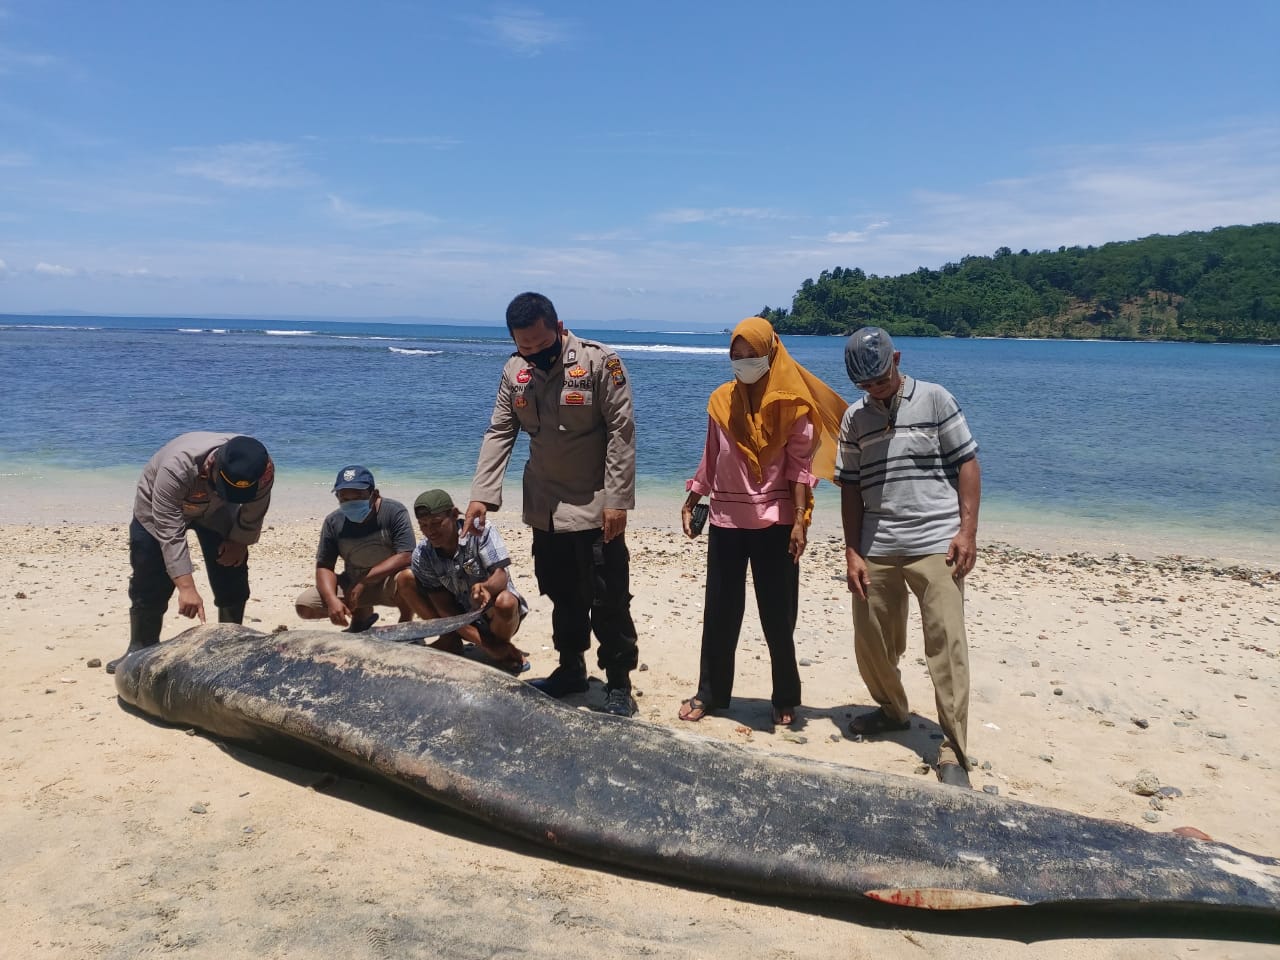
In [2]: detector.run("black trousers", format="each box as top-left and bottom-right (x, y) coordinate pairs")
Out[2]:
(695, 523), (801, 710)
(532, 527), (639, 685)
(128, 517), (250, 612)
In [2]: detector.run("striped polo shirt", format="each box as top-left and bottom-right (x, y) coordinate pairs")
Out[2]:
(410, 520), (528, 616)
(835, 375), (979, 557)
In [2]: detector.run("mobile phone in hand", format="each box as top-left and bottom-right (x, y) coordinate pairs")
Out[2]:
(689, 502), (709, 536)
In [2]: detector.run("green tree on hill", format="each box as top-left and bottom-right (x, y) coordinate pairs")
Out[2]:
(761, 223), (1280, 343)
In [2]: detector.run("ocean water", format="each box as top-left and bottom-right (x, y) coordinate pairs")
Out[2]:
(1, 315), (1277, 554)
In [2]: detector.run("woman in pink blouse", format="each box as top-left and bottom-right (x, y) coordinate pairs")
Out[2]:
(679, 317), (847, 725)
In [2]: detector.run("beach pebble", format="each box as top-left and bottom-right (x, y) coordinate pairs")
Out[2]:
(1053, 688), (1063, 696)
(1206, 730), (1227, 739)
(779, 732), (807, 745)
(983, 785), (999, 796)
(981, 761), (992, 770)
(1038, 754), (1053, 763)
(1131, 717), (1149, 729)
(1149, 796), (1166, 811)
(915, 764), (930, 775)
(1129, 771), (1160, 796)
(637, 663), (648, 672)
(1019, 691), (1037, 697)
(86, 658), (102, 669)
(1030, 660), (1040, 668)
(190, 803), (207, 815)
(798, 658), (812, 667)
(1143, 811), (1161, 823)
(14, 591), (27, 600)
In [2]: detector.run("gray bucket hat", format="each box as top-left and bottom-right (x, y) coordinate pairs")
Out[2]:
(844, 327), (895, 384)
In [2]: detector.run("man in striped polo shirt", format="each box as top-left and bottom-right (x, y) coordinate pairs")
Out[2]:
(836, 327), (982, 788)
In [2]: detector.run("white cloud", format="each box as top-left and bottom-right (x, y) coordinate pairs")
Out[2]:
(823, 222), (888, 244)
(8, 126), (1279, 324)
(653, 207), (783, 225)
(881, 126), (1280, 265)
(366, 135), (461, 148)
(0, 43), (57, 74)
(472, 7), (570, 55)
(174, 141), (308, 189)
(34, 262), (75, 276)
(325, 194), (436, 229)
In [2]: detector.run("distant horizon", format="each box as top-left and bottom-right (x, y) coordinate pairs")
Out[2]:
(0, 309), (726, 332)
(7, 220), (1274, 334)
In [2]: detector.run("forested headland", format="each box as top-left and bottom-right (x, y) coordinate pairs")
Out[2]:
(758, 223), (1279, 342)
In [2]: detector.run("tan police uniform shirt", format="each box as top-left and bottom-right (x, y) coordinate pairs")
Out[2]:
(470, 332), (636, 533)
(133, 431), (275, 580)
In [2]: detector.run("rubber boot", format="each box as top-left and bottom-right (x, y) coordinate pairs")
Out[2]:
(217, 602), (246, 624)
(105, 608), (165, 675)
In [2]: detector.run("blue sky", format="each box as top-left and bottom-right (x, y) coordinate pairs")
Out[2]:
(1, 1), (1278, 328)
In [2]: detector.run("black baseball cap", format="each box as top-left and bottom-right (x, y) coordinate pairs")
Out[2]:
(215, 436), (271, 503)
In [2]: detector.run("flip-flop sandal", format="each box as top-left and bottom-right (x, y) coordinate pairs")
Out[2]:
(678, 697), (709, 722)
(848, 707), (911, 736)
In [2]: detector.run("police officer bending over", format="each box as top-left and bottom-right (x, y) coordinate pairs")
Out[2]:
(107, 432), (273, 674)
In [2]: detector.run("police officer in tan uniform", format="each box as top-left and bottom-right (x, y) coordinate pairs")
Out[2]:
(465, 292), (640, 716)
(106, 432), (273, 674)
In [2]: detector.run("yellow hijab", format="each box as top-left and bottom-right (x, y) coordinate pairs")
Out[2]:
(707, 317), (848, 489)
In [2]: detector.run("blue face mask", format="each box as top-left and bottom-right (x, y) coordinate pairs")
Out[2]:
(339, 498), (373, 523)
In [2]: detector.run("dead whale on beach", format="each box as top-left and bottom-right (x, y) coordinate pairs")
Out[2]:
(113, 624), (1280, 917)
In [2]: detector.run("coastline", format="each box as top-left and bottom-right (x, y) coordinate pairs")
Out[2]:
(2, 464), (1275, 568)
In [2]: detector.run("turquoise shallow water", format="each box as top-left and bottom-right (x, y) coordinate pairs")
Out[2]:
(1, 315), (1277, 557)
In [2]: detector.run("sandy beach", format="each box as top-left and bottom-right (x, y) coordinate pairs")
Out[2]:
(2, 479), (1278, 959)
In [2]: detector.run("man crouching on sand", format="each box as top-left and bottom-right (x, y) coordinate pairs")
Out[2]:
(395, 489), (529, 674)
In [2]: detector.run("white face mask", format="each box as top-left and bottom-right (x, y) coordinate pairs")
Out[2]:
(731, 356), (770, 384)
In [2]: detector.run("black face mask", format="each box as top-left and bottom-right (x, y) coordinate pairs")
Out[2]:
(522, 335), (563, 372)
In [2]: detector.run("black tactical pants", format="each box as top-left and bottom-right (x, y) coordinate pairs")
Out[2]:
(127, 517), (250, 612)
(532, 527), (639, 686)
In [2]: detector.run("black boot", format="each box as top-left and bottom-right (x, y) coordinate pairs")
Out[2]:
(529, 654), (588, 698)
(217, 602), (246, 624)
(105, 608), (165, 675)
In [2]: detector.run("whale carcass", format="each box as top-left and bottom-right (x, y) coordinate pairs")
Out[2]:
(113, 624), (1280, 915)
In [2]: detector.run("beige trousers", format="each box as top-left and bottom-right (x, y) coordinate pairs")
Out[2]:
(852, 554), (969, 767)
